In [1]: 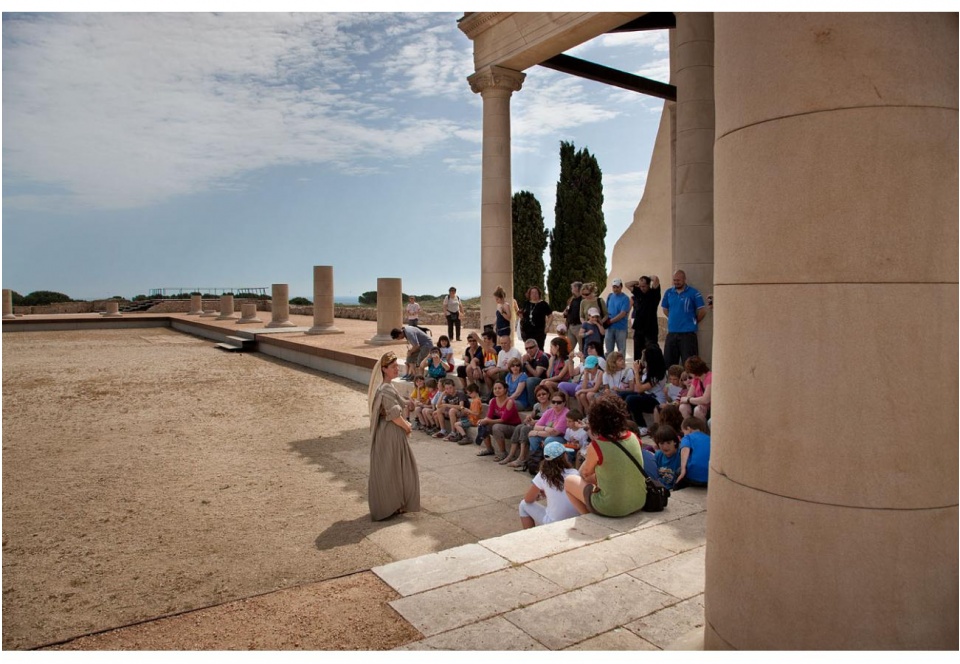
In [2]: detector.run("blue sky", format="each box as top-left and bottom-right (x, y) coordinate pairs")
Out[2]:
(2, 10), (669, 302)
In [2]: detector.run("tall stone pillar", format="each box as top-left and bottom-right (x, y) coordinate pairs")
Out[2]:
(216, 294), (237, 320)
(707, 13), (958, 649)
(368, 277), (403, 345)
(2, 289), (15, 319)
(673, 12), (715, 364)
(307, 265), (342, 335)
(187, 294), (203, 315)
(468, 65), (525, 330)
(266, 283), (296, 328)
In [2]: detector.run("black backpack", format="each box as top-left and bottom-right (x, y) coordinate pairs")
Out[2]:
(523, 446), (544, 476)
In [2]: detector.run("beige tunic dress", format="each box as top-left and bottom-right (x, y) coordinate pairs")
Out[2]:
(368, 382), (421, 521)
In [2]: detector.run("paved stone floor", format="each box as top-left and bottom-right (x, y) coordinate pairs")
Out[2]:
(375, 488), (708, 651)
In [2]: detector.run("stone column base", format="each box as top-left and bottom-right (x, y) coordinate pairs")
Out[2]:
(101, 312), (122, 317)
(236, 315), (262, 324)
(216, 312), (238, 320)
(265, 320), (296, 328)
(3, 314), (16, 320)
(200, 311), (219, 318)
(306, 324), (343, 335)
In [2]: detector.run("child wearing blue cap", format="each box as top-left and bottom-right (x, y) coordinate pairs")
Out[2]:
(518, 441), (581, 528)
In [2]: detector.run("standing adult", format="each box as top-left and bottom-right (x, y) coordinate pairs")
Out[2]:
(492, 285), (517, 339)
(390, 325), (433, 380)
(562, 281), (583, 355)
(626, 275), (661, 360)
(604, 278), (631, 356)
(578, 282), (606, 325)
(405, 295), (421, 327)
(519, 286), (553, 353)
(660, 270), (707, 368)
(367, 351), (421, 521)
(442, 286), (465, 341)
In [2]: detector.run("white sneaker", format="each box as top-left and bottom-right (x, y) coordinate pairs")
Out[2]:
(639, 427), (649, 436)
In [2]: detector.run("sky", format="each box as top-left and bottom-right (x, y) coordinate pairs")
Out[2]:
(2, 8), (671, 302)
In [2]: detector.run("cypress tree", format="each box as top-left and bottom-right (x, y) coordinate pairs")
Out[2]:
(547, 141), (606, 310)
(512, 190), (548, 304)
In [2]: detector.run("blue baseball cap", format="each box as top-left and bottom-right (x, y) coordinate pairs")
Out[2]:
(543, 441), (567, 460)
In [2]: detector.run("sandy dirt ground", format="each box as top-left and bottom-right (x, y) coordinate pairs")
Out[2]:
(2, 327), (501, 650)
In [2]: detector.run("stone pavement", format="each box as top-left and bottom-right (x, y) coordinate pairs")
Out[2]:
(374, 487), (708, 651)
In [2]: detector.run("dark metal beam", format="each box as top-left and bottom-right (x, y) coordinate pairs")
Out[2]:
(538, 53), (676, 102)
(609, 12), (676, 32)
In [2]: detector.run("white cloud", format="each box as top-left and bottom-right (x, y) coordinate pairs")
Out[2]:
(603, 170), (648, 211)
(2, 12), (474, 211)
(512, 73), (620, 139)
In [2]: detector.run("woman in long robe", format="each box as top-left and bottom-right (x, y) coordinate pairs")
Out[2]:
(367, 351), (421, 521)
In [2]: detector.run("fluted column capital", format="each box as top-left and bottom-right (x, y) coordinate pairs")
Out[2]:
(468, 65), (525, 96)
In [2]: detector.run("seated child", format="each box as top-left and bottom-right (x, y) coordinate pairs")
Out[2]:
(562, 410), (589, 466)
(432, 378), (465, 440)
(652, 424), (682, 490)
(420, 381), (444, 434)
(676, 416), (711, 489)
(518, 441), (581, 528)
(406, 375), (429, 429)
(654, 365), (685, 425)
(447, 383), (483, 444)
(414, 378), (439, 431)
(420, 347), (450, 382)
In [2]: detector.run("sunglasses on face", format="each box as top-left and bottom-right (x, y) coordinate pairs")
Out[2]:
(552, 400), (565, 405)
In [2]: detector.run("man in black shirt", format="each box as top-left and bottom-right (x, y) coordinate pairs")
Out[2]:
(626, 275), (661, 360)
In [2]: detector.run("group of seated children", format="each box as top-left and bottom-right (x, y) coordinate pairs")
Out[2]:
(400, 335), (713, 530)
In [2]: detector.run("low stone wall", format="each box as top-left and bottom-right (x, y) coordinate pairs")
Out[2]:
(13, 300), (129, 315)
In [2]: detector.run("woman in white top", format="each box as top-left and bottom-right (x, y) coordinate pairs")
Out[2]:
(518, 441), (581, 528)
(442, 286), (465, 341)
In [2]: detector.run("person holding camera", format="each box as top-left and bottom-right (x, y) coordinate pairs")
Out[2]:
(626, 274), (661, 361)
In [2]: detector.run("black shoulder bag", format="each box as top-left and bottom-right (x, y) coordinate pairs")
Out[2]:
(609, 439), (670, 512)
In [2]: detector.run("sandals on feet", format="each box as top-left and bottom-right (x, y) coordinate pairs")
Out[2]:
(498, 456), (515, 465)
(476, 449), (495, 457)
(493, 454), (507, 462)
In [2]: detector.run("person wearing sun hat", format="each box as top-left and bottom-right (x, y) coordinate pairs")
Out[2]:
(367, 351), (421, 521)
(518, 440), (581, 528)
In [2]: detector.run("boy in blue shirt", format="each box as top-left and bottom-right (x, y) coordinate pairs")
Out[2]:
(676, 416), (710, 489)
(652, 424), (682, 490)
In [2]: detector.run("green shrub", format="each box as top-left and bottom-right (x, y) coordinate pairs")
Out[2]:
(10, 291), (24, 306)
(290, 297), (312, 305)
(21, 290), (73, 306)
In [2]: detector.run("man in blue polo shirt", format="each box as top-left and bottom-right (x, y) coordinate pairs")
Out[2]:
(604, 278), (631, 355)
(660, 270), (706, 368)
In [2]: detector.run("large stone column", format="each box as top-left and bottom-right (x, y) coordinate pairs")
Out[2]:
(266, 283), (296, 328)
(706, 13), (958, 649)
(307, 265), (342, 335)
(672, 12), (715, 364)
(216, 294), (237, 320)
(468, 65), (525, 330)
(2, 289), (15, 319)
(368, 277), (404, 345)
(187, 294), (203, 315)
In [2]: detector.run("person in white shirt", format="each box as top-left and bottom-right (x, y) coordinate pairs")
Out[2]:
(495, 334), (522, 381)
(518, 441), (581, 528)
